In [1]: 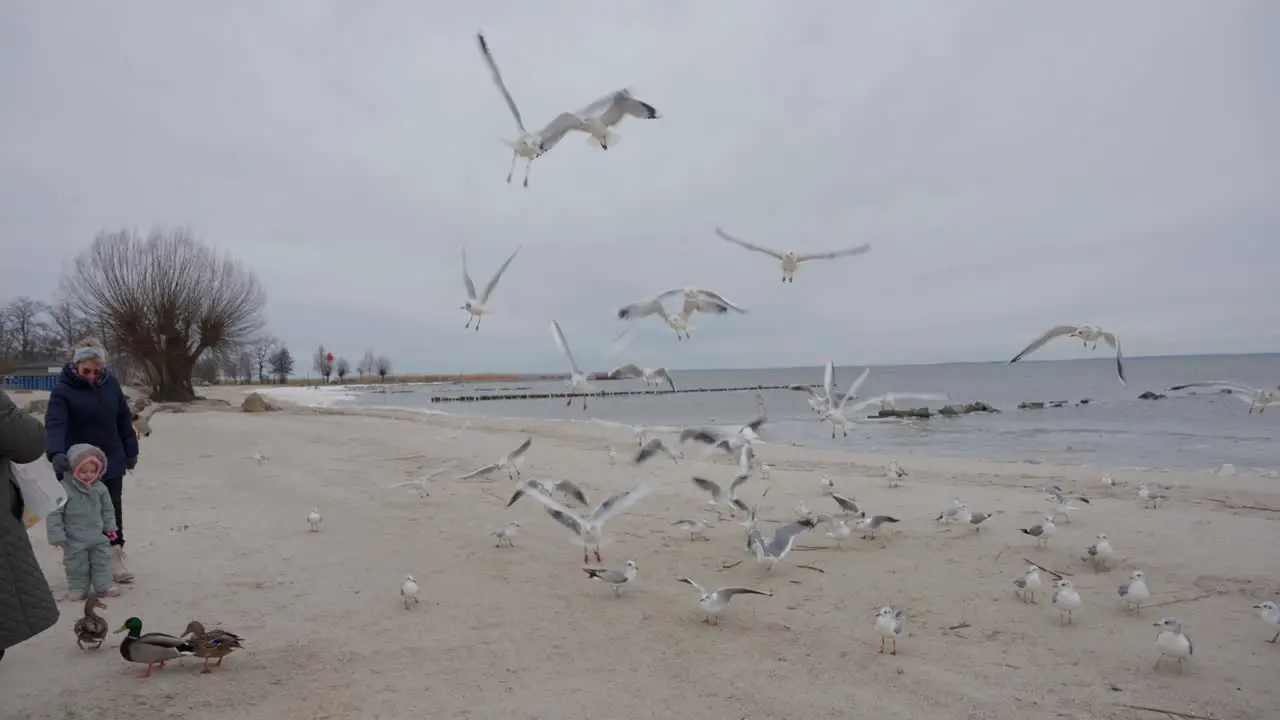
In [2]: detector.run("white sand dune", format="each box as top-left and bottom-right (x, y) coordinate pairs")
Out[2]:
(4, 386), (1278, 720)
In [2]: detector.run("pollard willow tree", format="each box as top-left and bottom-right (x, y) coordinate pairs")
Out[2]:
(62, 228), (266, 401)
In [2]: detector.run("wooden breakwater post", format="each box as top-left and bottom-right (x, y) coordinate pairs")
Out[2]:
(428, 385), (793, 403)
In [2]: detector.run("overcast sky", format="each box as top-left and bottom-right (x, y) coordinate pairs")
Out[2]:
(2, 1), (1277, 374)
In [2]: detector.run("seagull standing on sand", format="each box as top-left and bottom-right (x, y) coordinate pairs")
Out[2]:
(1083, 533), (1114, 570)
(608, 446), (617, 465)
(459, 437), (533, 480)
(677, 577), (772, 625)
(935, 497), (963, 524)
(551, 321), (596, 410)
(747, 517), (819, 570)
(820, 477), (861, 516)
(459, 243), (522, 331)
(583, 560), (638, 597)
(855, 513), (900, 540)
(1137, 484), (1169, 509)
(1052, 580), (1082, 625)
(574, 88), (661, 150)
(519, 482), (652, 563)
(1119, 570), (1150, 613)
(476, 32), (601, 188)
(1008, 324), (1125, 385)
(490, 522), (521, 548)
(1013, 565), (1044, 603)
(1168, 381), (1275, 414)
(713, 227), (872, 283)
(400, 575), (420, 610)
(1252, 601), (1280, 643)
(617, 287), (747, 341)
(886, 460), (907, 487)
(1019, 516), (1056, 547)
(819, 515), (853, 548)
(609, 364), (676, 392)
(306, 508), (322, 532)
(874, 607), (906, 655)
(1152, 617), (1193, 672)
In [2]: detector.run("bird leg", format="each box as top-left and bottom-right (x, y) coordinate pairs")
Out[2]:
(891, 639), (897, 656)
(137, 663), (156, 679)
(202, 658), (213, 674)
(841, 427), (848, 438)
(594, 546), (602, 563)
(506, 150), (517, 184)
(522, 158), (532, 188)
(565, 395), (573, 407)
(879, 637), (885, 654)
(465, 315), (473, 328)
(76, 639), (84, 650)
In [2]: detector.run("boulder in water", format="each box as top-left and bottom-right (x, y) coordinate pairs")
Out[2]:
(938, 401), (1000, 416)
(872, 407), (932, 419)
(1018, 401), (1045, 410)
(241, 392), (279, 413)
(1137, 391), (1167, 400)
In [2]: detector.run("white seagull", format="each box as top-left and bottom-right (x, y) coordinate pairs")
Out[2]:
(676, 577), (772, 625)
(1052, 579), (1082, 625)
(886, 460), (907, 487)
(574, 88), (661, 150)
(460, 243), (522, 331)
(1019, 516), (1056, 547)
(819, 363), (871, 439)
(747, 517), (819, 570)
(551, 320), (596, 410)
(671, 518), (712, 541)
(955, 504), (992, 531)
(1119, 570), (1150, 613)
(1008, 324), (1125, 385)
(582, 560), (638, 597)
(505, 477), (589, 509)
(459, 437), (533, 480)
(1252, 601), (1280, 643)
(1082, 533), (1114, 570)
(874, 607), (906, 655)
(1013, 565), (1043, 603)
(306, 508), (322, 532)
(617, 287), (747, 340)
(714, 227), (871, 283)
(935, 497), (964, 524)
(634, 437), (683, 465)
(1152, 617), (1193, 672)
(1137, 484), (1169, 509)
(519, 481), (652, 564)
(690, 474), (753, 517)
(490, 521), (521, 548)
(476, 32), (596, 188)
(609, 364), (676, 392)
(400, 575), (420, 610)
(1168, 381), (1275, 414)
(388, 463), (456, 498)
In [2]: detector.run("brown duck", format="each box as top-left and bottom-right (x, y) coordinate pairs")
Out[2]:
(182, 621), (246, 673)
(73, 595), (109, 650)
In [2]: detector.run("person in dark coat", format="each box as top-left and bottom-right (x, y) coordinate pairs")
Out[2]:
(44, 340), (139, 585)
(1, 388), (59, 662)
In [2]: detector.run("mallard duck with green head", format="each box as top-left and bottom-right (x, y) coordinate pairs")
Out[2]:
(73, 595), (109, 650)
(114, 617), (195, 678)
(181, 621), (246, 673)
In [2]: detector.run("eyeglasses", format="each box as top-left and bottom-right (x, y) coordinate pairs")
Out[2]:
(78, 368), (101, 377)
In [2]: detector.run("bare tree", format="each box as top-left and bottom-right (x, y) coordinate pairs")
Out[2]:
(358, 349), (375, 378)
(218, 349), (240, 383)
(313, 345), (333, 383)
(269, 346), (294, 384)
(374, 355), (392, 382)
(252, 335), (278, 384)
(2, 297), (52, 361)
(61, 228), (266, 401)
(335, 357), (350, 382)
(46, 299), (89, 357)
(237, 350), (255, 383)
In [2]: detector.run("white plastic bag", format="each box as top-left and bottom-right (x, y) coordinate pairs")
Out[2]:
(10, 457), (67, 529)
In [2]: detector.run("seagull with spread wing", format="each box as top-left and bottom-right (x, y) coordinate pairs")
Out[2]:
(1167, 381), (1275, 414)
(460, 243), (521, 331)
(617, 287), (747, 341)
(551, 320), (596, 410)
(714, 227), (871, 283)
(516, 481), (652, 563)
(1009, 324), (1125, 385)
(574, 88), (661, 150)
(476, 32), (597, 187)
(676, 577), (772, 625)
(609, 363), (676, 392)
(820, 363), (872, 438)
(459, 437), (532, 480)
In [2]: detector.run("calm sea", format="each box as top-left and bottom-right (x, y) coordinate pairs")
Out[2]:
(317, 355), (1279, 472)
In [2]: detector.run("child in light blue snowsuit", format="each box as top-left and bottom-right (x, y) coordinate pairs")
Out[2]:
(46, 443), (119, 600)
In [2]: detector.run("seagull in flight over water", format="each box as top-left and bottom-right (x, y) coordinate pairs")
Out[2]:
(552, 320), (596, 410)
(609, 364), (676, 392)
(617, 287), (747, 340)
(460, 243), (521, 331)
(1167, 381), (1275, 414)
(1008, 324), (1125, 385)
(714, 227), (871, 283)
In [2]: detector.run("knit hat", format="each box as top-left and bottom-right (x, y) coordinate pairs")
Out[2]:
(71, 337), (107, 365)
(67, 443), (108, 484)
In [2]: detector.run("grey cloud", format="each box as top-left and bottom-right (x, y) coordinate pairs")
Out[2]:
(1, 1), (1276, 374)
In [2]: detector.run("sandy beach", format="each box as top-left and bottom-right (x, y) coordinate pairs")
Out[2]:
(2, 386), (1278, 720)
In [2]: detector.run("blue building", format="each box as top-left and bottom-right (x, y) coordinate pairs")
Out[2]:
(2, 359), (63, 391)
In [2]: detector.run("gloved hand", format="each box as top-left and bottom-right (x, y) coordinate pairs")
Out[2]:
(126, 456), (137, 471)
(105, 531), (118, 542)
(50, 453), (71, 476)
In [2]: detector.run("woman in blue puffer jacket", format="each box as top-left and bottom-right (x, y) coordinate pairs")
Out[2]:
(44, 340), (139, 585)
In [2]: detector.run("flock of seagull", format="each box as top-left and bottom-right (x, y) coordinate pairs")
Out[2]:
(364, 28), (1280, 665)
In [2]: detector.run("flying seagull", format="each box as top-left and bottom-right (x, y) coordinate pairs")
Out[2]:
(1009, 324), (1125, 385)
(609, 364), (676, 392)
(675, 577), (772, 625)
(747, 517), (819, 570)
(634, 437), (683, 465)
(517, 481), (652, 563)
(459, 437), (533, 480)
(476, 32), (597, 188)
(1167, 381), (1275, 414)
(551, 320), (595, 410)
(505, 478), (588, 509)
(691, 473), (754, 516)
(460, 243), (522, 331)
(574, 88), (661, 150)
(618, 287), (747, 341)
(714, 227), (871, 283)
